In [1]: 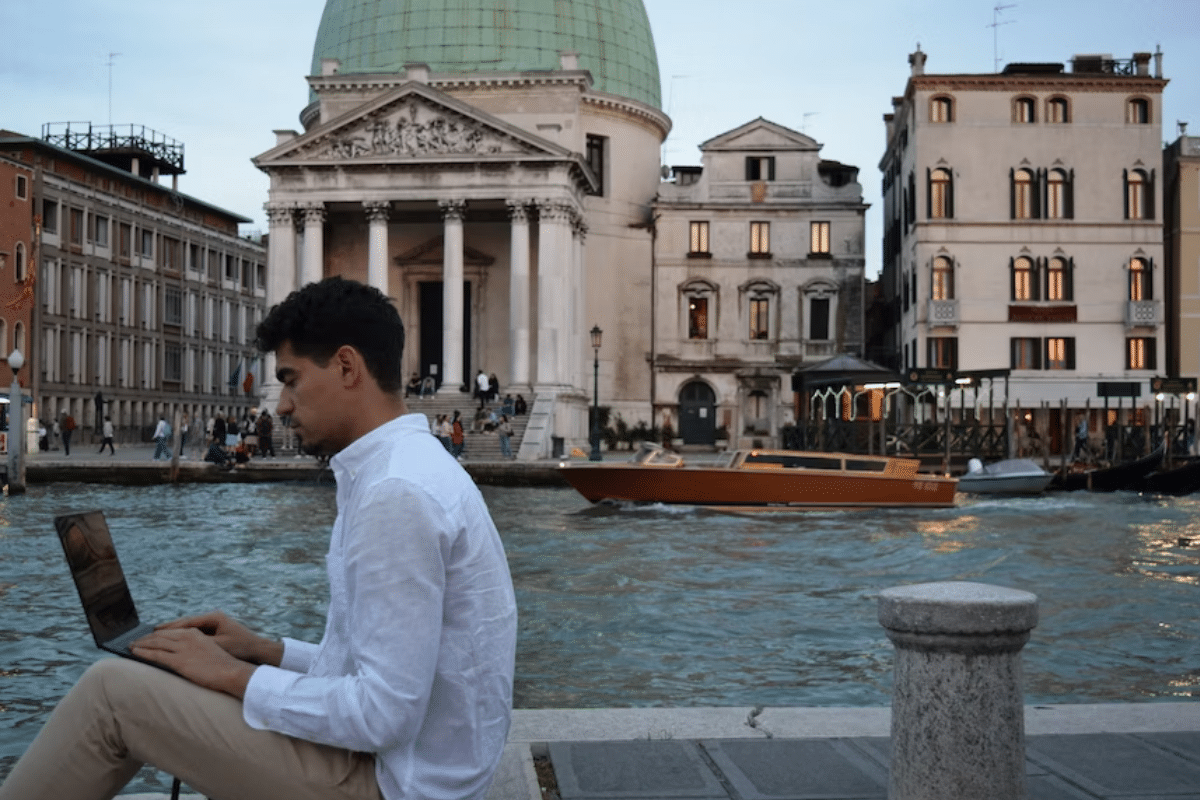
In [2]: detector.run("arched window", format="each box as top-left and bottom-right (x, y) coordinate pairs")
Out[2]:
(802, 281), (837, 344)
(1046, 257), (1073, 301)
(1014, 97), (1036, 123)
(932, 256), (954, 300)
(1129, 257), (1152, 301)
(681, 279), (717, 340)
(1012, 256), (1038, 301)
(0, 319), (7, 356)
(930, 95), (954, 123)
(1047, 97), (1070, 123)
(1046, 169), (1073, 219)
(1012, 169), (1037, 219)
(14, 242), (25, 281)
(1125, 168), (1154, 219)
(1126, 97), (1150, 124)
(13, 322), (25, 355)
(742, 280), (778, 341)
(928, 167), (953, 219)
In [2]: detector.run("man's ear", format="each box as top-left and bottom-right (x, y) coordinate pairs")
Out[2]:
(335, 345), (364, 388)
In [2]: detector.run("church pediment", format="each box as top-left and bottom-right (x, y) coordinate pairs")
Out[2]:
(256, 83), (572, 166)
(700, 117), (820, 153)
(394, 236), (496, 267)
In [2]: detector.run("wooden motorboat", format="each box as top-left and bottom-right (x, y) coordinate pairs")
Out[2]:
(957, 458), (1052, 495)
(1138, 457), (1200, 496)
(1052, 445), (1165, 492)
(559, 443), (958, 509)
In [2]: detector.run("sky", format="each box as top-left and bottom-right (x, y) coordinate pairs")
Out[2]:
(4, 0), (1198, 278)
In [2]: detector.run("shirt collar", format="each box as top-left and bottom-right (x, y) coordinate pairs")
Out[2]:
(330, 414), (424, 478)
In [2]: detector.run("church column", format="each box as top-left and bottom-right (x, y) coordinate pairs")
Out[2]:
(535, 200), (573, 388)
(440, 200), (466, 393)
(300, 202), (325, 286)
(571, 212), (588, 393)
(263, 202), (298, 412)
(364, 201), (391, 295)
(507, 200), (532, 390)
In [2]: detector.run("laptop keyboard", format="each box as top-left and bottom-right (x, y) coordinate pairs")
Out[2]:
(104, 623), (158, 655)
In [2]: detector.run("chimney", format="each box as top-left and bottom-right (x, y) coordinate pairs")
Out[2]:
(1154, 45), (1163, 79)
(909, 46), (927, 76)
(1134, 52), (1151, 76)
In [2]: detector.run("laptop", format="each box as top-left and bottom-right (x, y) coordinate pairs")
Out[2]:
(54, 510), (168, 670)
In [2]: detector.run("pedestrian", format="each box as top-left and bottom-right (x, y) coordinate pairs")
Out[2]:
(497, 414), (514, 459)
(98, 416), (115, 455)
(212, 414), (227, 450)
(257, 411), (276, 457)
(1072, 415), (1089, 461)
(225, 414), (239, 451)
(0, 276), (518, 800)
(60, 411), (76, 456)
(475, 369), (489, 408)
(514, 394), (527, 416)
(451, 409), (465, 460)
(152, 416), (172, 460)
(488, 373), (499, 404)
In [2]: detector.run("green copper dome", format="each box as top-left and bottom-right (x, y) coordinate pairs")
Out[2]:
(310, 0), (662, 109)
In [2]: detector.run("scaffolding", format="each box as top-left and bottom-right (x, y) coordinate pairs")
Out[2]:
(41, 122), (184, 179)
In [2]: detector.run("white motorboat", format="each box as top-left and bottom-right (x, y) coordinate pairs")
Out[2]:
(957, 458), (1052, 495)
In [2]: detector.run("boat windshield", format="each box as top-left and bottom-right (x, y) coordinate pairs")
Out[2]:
(630, 442), (684, 467)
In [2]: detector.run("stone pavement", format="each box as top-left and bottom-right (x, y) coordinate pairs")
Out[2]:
(121, 703), (1200, 799)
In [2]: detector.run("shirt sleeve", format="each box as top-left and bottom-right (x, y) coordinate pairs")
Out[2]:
(241, 477), (450, 753)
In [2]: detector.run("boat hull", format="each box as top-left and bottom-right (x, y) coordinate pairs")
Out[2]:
(957, 474), (1053, 495)
(559, 464), (958, 508)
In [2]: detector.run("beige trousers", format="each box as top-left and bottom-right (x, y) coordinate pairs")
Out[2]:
(0, 658), (384, 800)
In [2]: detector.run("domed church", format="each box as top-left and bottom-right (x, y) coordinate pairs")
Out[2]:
(255, 0), (669, 457)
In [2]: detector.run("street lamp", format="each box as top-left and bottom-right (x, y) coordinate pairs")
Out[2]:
(589, 325), (603, 462)
(6, 349), (24, 495)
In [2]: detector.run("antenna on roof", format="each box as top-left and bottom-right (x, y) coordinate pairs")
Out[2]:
(987, 4), (1016, 72)
(106, 52), (121, 126)
(801, 112), (818, 135)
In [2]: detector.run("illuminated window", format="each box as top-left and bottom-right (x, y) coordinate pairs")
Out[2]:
(1126, 98), (1149, 124)
(1047, 169), (1071, 219)
(929, 168), (953, 219)
(1045, 337), (1073, 370)
(927, 337), (957, 370)
(1011, 338), (1040, 370)
(1125, 169), (1152, 219)
(810, 221), (830, 254)
(1047, 257), (1071, 301)
(688, 297), (708, 339)
(689, 221), (710, 255)
(1126, 337), (1156, 369)
(1129, 257), (1151, 300)
(932, 256), (954, 300)
(930, 96), (954, 123)
(749, 222), (770, 255)
(1013, 168), (1036, 219)
(749, 298), (770, 340)
(1012, 256), (1037, 301)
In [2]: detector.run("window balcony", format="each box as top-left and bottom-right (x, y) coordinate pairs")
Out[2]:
(804, 340), (836, 358)
(927, 299), (959, 329)
(1125, 300), (1161, 329)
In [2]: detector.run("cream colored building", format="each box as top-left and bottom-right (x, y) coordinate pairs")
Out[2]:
(880, 49), (1167, 442)
(653, 119), (867, 447)
(1165, 134), (1200, 382)
(255, 0), (667, 457)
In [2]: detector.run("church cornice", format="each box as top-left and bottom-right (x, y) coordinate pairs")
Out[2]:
(907, 74), (1168, 96)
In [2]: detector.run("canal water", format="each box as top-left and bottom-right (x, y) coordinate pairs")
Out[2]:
(2, 481), (1200, 787)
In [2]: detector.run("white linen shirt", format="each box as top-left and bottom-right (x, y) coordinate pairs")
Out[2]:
(242, 413), (518, 800)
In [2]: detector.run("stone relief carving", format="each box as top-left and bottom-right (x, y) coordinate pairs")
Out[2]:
(322, 101), (512, 160)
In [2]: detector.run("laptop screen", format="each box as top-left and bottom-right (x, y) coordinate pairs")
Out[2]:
(54, 511), (141, 646)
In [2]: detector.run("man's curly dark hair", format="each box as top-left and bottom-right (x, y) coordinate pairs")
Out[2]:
(255, 277), (405, 393)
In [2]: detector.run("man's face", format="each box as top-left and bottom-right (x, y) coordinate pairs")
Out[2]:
(274, 341), (349, 456)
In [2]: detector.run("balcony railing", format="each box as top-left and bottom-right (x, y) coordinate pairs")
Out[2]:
(927, 299), (959, 328)
(1126, 300), (1161, 329)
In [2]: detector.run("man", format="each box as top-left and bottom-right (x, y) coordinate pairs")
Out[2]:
(151, 416), (172, 460)
(97, 416), (115, 455)
(0, 277), (519, 800)
(60, 410), (76, 456)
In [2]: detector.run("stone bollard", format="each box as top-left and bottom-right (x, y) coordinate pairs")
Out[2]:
(878, 581), (1038, 800)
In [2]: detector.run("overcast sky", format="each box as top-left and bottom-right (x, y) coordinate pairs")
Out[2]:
(4, 0), (1197, 278)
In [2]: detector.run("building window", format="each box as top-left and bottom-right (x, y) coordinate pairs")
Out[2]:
(1047, 97), (1069, 123)
(1011, 338), (1040, 369)
(118, 223), (131, 258)
(1045, 337), (1074, 370)
(749, 297), (770, 340)
(15, 174), (28, 200)
(1012, 168), (1037, 219)
(930, 95), (954, 123)
(41, 199), (58, 234)
(1014, 97), (1036, 123)
(1126, 97), (1150, 124)
(89, 214), (109, 247)
(808, 296), (830, 340)
(164, 343), (183, 382)
(1046, 256), (1073, 301)
(164, 287), (183, 326)
(749, 221), (770, 256)
(688, 296), (708, 339)
(689, 221), (710, 255)
(585, 134), (606, 196)
(928, 337), (958, 370)
(1046, 168), (1073, 219)
(1126, 337), (1156, 370)
(139, 229), (153, 258)
(14, 242), (25, 281)
(1129, 257), (1152, 300)
(69, 208), (83, 245)
(810, 221), (830, 254)
(928, 167), (953, 219)
(745, 156), (775, 181)
(1012, 256), (1038, 301)
(932, 256), (954, 300)
(1125, 168), (1153, 220)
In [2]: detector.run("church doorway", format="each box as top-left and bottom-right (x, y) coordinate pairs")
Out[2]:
(417, 281), (472, 391)
(678, 380), (716, 445)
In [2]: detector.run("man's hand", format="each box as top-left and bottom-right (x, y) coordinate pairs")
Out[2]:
(155, 611), (284, 667)
(130, 628), (257, 698)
